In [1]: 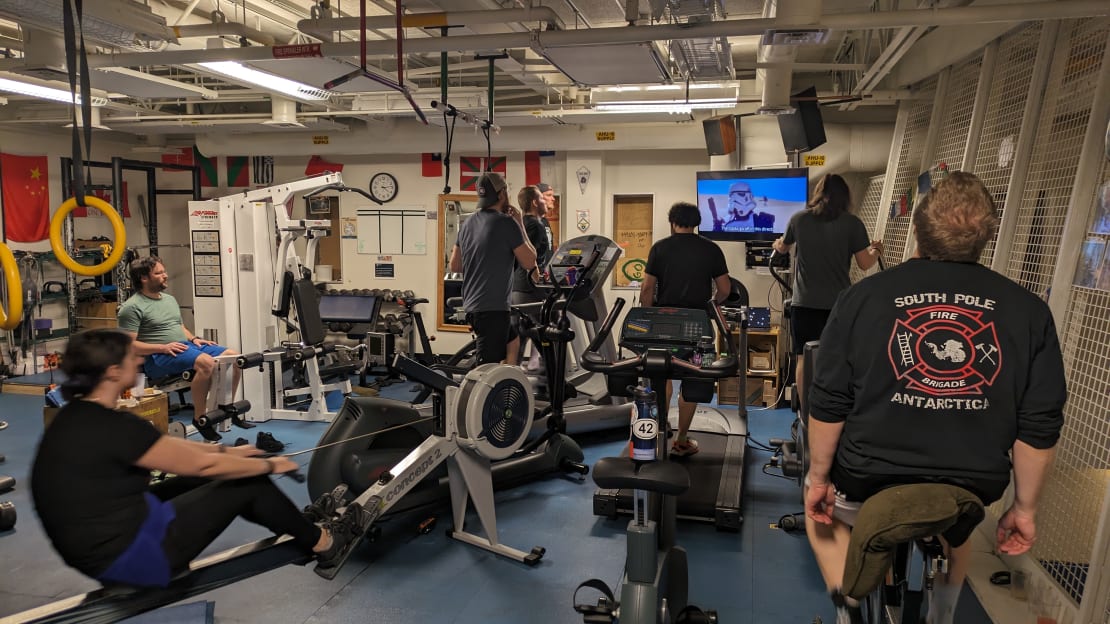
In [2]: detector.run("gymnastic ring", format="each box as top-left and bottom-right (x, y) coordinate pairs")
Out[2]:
(49, 196), (127, 277)
(0, 243), (22, 330)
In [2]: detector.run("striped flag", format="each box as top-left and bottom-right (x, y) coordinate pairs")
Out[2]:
(252, 156), (274, 185)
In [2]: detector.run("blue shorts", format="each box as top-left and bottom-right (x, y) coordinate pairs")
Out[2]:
(144, 343), (227, 379)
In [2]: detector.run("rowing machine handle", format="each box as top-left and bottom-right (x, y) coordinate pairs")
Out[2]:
(585, 297), (626, 354)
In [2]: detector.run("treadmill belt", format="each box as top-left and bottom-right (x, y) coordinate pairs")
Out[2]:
(592, 431), (745, 530)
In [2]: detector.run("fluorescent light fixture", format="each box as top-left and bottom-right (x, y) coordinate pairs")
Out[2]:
(196, 61), (333, 102)
(0, 77), (108, 107)
(539, 42), (670, 86)
(96, 67), (219, 100)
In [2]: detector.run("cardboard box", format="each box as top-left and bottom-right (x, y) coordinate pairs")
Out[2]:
(44, 392), (169, 434)
(717, 377), (740, 405)
(763, 379), (778, 407)
(748, 348), (775, 372)
(744, 378), (765, 406)
(77, 301), (119, 329)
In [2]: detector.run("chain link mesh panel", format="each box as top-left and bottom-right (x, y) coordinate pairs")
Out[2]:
(1003, 20), (1107, 297)
(851, 175), (885, 284)
(974, 23), (1044, 266)
(933, 54), (983, 170)
(1035, 154), (1110, 606)
(880, 78), (936, 267)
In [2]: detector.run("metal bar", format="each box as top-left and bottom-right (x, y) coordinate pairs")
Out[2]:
(146, 167), (158, 258)
(989, 21), (1061, 273)
(960, 39), (999, 171)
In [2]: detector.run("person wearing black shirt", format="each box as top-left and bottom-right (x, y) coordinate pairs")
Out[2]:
(641, 202), (731, 457)
(31, 330), (353, 588)
(512, 185), (554, 370)
(804, 172), (1066, 624)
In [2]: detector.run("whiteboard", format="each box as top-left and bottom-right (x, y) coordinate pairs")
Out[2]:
(356, 207), (427, 255)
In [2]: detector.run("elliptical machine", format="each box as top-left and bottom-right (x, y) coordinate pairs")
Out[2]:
(574, 301), (739, 624)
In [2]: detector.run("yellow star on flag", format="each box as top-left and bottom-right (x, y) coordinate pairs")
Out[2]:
(29, 167), (42, 180)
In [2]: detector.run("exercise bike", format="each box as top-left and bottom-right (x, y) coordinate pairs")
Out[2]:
(574, 301), (739, 624)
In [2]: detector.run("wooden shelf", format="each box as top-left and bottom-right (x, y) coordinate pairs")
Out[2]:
(718, 325), (787, 407)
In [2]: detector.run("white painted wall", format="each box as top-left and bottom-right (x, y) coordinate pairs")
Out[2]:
(1, 115), (893, 359)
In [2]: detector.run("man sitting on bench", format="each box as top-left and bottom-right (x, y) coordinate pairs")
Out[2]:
(804, 173), (1067, 624)
(118, 256), (240, 440)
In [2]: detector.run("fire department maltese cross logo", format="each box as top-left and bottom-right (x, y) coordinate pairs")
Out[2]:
(888, 305), (1001, 396)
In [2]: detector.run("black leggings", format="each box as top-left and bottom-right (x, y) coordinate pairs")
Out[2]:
(149, 476), (321, 574)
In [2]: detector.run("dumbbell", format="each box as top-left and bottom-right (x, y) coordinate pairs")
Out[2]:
(402, 290), (415, 299)
(0, 475), (13, 493)
(359, 289), (373, 296)
(339, 289), (351, 295)
(0, 501), (14, 532)
(340, 322), (353, 333)
(329, 322), (342, 332)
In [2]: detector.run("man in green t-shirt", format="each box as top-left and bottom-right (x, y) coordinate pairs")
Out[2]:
(117, 257), (238, 440)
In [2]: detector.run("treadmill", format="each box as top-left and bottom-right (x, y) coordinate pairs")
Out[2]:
(524, 235), (632, 434)
(592, 305), (749, 530)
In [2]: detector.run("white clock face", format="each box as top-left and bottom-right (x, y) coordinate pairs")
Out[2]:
(371, 173), (397, 202)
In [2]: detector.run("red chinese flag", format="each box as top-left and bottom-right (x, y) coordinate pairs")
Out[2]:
(422, 152), (443, 177)
(459, 155), (483, 191)
(305, 155), (344, 176)
(524, 151), (541, 185)
(0, 153), (50, 242)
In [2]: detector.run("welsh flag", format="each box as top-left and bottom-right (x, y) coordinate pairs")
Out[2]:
(226, 156), (249, 187)
(194, 145), (218, 187)
(459, 155), (483, 191)
(0, 153), (50, 242)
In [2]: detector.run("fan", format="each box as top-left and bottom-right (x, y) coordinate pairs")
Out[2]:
(455, 364), (534, 460)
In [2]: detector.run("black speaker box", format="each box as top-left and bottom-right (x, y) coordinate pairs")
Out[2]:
(702, 115), (737, 156)
(778, 86), (826, 153)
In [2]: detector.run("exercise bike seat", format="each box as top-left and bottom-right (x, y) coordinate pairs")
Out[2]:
(841, 483), (984, 600)
(592, 457), (689, 496)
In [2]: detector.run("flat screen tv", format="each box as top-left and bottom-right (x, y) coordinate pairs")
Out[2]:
(695, 168), (809, 242)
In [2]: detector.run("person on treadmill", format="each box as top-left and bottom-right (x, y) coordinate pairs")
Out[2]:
(31, 329), (354, 588)
(512, 185), (553, 371)
(449, 172), (539, 366)
(640, 202), (732, 457)
(804, 172), (1066, 624)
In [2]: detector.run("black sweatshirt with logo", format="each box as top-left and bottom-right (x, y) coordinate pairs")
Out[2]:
(809, 258), (1066, 504)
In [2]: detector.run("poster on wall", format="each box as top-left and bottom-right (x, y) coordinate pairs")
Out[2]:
(356, 207), (427, 255)
(612, 196), (654, 289)
(341, 217), (357, 239)
(1074, 236), (1106, 289)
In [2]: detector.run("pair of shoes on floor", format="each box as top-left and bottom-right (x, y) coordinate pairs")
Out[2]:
(670, 438), (700, 458)
(256, 431), (286, 453)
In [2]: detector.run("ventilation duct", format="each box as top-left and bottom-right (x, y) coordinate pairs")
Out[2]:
(664, 0), (735, 82)
(0, 0), (176, 50)
(262, 97), (304, 128)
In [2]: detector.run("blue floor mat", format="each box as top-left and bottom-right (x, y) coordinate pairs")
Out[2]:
(120, 600), (213, 624)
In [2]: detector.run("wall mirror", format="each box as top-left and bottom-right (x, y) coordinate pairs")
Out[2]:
(437, 193), (478, 331)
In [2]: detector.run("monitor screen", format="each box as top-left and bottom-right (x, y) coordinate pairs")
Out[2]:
(695, 168), (809, 242)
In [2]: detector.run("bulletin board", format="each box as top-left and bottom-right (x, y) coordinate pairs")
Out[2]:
(356, 207), (427, 255)
(612, 195), (654, 289)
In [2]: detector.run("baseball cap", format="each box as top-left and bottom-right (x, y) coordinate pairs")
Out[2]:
(536, 183), (552, 193)
(477, 172), (508, 209)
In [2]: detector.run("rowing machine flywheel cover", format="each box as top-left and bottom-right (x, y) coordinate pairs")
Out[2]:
(454, 364), (534, 460)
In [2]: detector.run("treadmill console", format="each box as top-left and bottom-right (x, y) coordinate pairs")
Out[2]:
(542, 235), (623, 321)
(620, 307), (714, 355)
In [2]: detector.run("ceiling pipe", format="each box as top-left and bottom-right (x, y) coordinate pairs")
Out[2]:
(172, 22), (276, 46)
(87, 0), (1108, 69)
(756, 0), (823, 115)
(297, 7), (565, 39)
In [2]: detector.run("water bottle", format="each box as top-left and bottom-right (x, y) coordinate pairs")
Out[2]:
(565, 265), (577, 286)
(628, 385), (658, 461)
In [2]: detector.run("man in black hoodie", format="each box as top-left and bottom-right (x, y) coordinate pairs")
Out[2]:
(805, 172), (1066, 624)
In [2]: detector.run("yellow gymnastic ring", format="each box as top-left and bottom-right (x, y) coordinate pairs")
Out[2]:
(49, 196), (127, 277)
(0, 243), (22, 331)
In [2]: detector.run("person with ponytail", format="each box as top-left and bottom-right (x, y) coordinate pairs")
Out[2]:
(773, 173), (883, 393)
(31, 330), (352, 587)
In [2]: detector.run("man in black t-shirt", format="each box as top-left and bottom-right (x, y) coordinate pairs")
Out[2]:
(641, 202), (731, 457)
(805, 172), (1066, 624)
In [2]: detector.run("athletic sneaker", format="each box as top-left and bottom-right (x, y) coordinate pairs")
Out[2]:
(670, 438), (700, 457)
(303, 484), (349, 524)
(256, 431), (286, 453)
(315, 504), (363, 572)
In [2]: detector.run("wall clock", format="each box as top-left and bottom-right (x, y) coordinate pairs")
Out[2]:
(370, 172), (398, 203)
